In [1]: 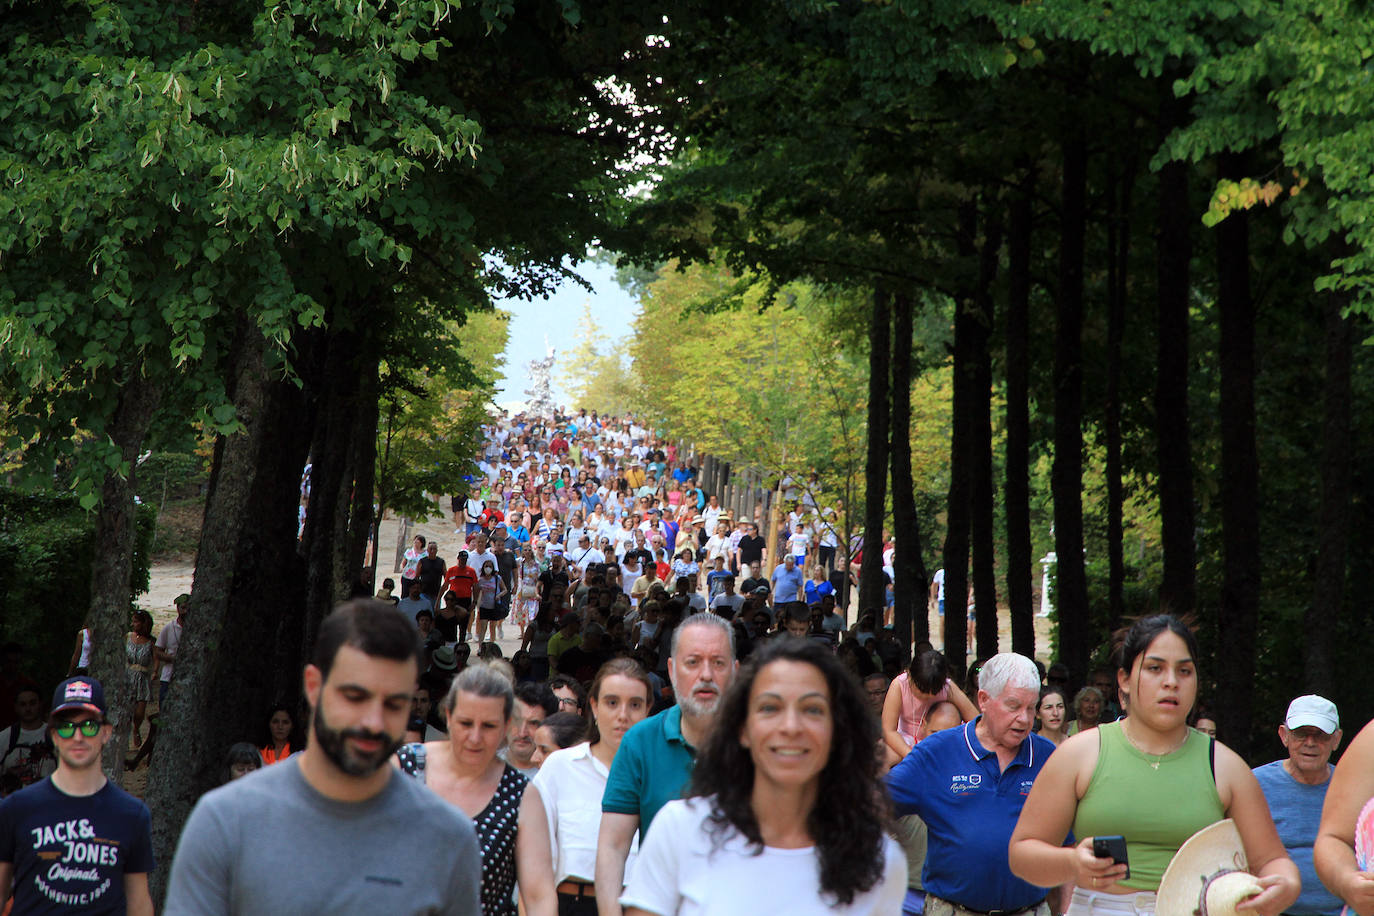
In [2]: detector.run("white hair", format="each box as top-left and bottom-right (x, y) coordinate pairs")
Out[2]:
(671, 612), (737, 659)
(977, 652), (1041, 699)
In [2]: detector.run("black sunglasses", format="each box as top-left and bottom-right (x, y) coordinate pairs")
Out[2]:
(54, 719), (103, 739)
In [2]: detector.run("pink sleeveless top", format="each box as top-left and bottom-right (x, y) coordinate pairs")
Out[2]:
(895, 672), (952, 747)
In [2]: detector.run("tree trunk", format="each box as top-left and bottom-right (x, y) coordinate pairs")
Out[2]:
(859, 287), (892, 617)
(971, 209), (1003, 659)
(302, 324), (366, 660)
(1053, 130), (1090, 682)
(350, 368), (379, 591)
(889, 289), (927, 650)
(1156, 82), (1197, 615)
(1005, 170), (1036, 657)
(143, 328), (310, 903)
(941, 204), (977, 668)
(1215, 151), (1261, 756)
(1105, 155), (1137, 626)
(89, 374), (162, 781)
(1304, 289), (1352, 696)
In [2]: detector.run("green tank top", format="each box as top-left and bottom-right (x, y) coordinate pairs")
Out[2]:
(1072, 721), (1224, 891)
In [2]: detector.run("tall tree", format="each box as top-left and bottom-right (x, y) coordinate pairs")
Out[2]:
(1304, 288), (1353, 696)
(859, 288), (892, 616)
(889, 290), (927, 649)
(88, 375), (163, 776)
(1005, 171), (1036, 656)
(1104, 155), (1137, 626)
(1053, 129), (1090, 681)
(1215, 151), (1262, 754)
(1155, 81), (1197, 615)
(971, 209), (1003, 659)
(941, 205), (979, 667)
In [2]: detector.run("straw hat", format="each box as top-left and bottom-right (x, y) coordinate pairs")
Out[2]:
(1156, 820), (1261, 916)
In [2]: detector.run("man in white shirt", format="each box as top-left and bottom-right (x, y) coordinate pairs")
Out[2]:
(709, 577), (745, 619)
(0, 687), (55, 788)
(153, 595), (188, 707)
(567, 535), (605, 576)
(468, 534), (498, 583)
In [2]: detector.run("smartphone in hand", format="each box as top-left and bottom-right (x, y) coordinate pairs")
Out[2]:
(1092, 835), (1130, 881)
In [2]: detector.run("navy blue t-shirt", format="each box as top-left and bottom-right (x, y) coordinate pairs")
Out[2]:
(0, 776), (156, 913)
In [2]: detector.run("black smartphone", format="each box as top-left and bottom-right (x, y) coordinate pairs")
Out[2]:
(1092, 835), (1130, 880)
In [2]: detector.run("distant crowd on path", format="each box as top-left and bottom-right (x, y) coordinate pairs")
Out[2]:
(374, 410), (883, 689)
(2, 409), (1373, 916)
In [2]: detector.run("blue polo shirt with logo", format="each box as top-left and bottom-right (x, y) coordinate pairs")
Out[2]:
(887, 717), (1059, 912)
(602, 705), (696, 837)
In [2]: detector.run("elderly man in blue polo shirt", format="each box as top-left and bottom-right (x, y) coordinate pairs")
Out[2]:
(595, 612), (737, 916)
(888, 652), (1061, 916)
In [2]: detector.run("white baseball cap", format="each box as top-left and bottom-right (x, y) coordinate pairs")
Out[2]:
(1285, 695), (1339, 733)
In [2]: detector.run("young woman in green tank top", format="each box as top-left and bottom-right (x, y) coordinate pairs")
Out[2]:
(1007, 615), (1300, 916)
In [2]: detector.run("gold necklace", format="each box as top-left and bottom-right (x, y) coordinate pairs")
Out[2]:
(1121, 721), (1189, 770)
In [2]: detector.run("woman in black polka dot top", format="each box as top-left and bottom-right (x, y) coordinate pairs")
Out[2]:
(398, 665), (553, 915)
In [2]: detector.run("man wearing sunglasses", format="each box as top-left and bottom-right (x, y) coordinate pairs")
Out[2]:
(0, 676), (156, 914)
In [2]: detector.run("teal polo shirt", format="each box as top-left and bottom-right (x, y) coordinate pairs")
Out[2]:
(601, 705), (696, 836)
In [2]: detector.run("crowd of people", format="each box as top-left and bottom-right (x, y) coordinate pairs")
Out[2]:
(2, 410), (1374, 916)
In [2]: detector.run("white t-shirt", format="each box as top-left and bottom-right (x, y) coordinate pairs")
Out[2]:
(567, 546), (605, 571)
(788, 531), (810, 558)
(620, 563), (642, 596)
(531, 742), (639, 885)
(156, 617), (183, 682)
(0, 724), (55, 785)
(621, 797), (905, 916)
(932, 568), (945, 601)
(710, 593), (745, 617)
(469, 550), (498, 579)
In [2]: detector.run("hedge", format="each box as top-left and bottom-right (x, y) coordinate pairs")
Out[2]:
(0, 488), (155, 699)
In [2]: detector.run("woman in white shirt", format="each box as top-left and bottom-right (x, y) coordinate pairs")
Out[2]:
(621, 639), (906, 916)
(522, 659), (653, 916)
(612, 517), (636, 556)
(619, 556), (643, 604)
(704, 522), (732, 566)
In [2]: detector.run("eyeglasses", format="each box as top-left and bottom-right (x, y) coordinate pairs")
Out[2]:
(54, 719), (103, 739)
(557, 697), (580, 710)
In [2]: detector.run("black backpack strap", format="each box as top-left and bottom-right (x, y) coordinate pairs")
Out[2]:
(1209, 736), (1217, 783)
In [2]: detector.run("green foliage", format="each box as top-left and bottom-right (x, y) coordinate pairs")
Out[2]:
(0, 488), (154, 694)
(628, 261), (954, 540)
(560, 301), (638, 415)
(376, 308), (510, 522)
(0, 0), (487, 504)
(133, 451), (209, 504)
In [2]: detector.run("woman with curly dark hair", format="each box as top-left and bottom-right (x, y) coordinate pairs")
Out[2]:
(620, 638), (906, 915)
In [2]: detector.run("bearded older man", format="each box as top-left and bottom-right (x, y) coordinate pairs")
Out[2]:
(595, 612), (737, 916)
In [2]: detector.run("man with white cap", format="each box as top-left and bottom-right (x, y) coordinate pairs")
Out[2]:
(1252, 695), (1344, 916)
